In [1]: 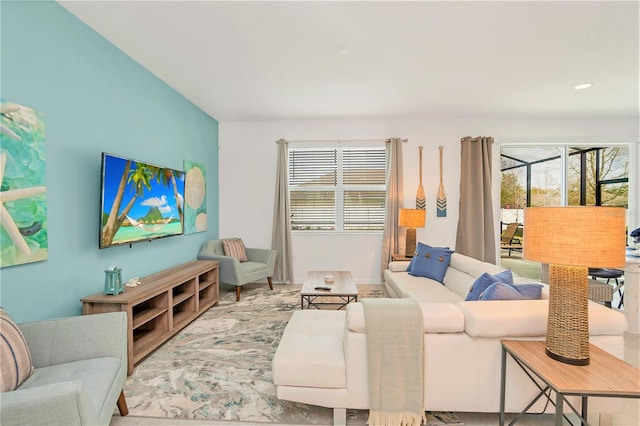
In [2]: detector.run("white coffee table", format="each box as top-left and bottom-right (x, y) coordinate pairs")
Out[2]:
(301, 271), (358, 310)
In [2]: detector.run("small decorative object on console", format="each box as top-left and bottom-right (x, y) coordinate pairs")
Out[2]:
(125, 277), (141, 287)
(104, 264), (123, 295)
(324, 274), (334, 284)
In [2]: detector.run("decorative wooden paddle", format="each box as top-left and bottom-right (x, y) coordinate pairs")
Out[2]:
(437, 146), (447, 217)
(416, 146), (425, 210)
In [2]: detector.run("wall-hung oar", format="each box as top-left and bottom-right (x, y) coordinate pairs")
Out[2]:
(437, 146), (447, 217)
(416, 146), (425, 210)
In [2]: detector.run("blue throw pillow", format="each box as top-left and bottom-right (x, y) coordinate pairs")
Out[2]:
(479, 282), (543, 301)
(407, 242), (450, 272)
(407, 242), (452, 273)
(407, 243), (454, 284)
(465, 270), (514, 301)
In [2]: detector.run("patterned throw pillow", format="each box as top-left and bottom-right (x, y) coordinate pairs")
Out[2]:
(1, 308), (34, 392)
(408, 243), (454, 284)
(221, 238), (248, 262)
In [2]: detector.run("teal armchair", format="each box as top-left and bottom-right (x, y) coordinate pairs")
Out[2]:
(198, 239), (276, 301)
(1, 312), (128, 426)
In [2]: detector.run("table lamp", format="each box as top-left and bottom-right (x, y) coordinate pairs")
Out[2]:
(399, 208), (426, 257)
(523, 206), (625, 365)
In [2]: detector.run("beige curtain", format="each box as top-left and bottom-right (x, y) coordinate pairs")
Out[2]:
(271, 139), (293, 283)
(455, 136), (496, 263)
(381, 138), (404, 276)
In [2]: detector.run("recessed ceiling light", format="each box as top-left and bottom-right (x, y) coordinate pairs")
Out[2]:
(574, 83), (593, 90)
(337, 45), (351, 55)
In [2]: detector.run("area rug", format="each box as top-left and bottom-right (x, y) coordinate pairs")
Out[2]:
(123, 284), (462, 425)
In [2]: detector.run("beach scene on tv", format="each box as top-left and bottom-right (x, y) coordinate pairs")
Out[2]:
(100, 154), (185, 248)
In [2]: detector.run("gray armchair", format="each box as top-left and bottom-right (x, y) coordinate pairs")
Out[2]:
(198, 239), (277, 301)
(1, 312), (128, 426)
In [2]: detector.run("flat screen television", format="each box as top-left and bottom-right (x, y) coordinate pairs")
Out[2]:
(99, 152), (185, 249)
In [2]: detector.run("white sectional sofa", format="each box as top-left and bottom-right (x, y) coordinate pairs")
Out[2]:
(272, 252), (628, 425)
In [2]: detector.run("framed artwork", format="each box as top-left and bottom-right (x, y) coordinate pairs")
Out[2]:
(183, 159), (206, 234)
(1, 100), (48, 268)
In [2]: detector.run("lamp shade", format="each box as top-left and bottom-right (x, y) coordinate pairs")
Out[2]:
(398, 209), (426, 228)
(523, 206), (626, 268)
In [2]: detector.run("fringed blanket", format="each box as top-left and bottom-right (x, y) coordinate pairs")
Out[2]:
(362, 298), (425, 426)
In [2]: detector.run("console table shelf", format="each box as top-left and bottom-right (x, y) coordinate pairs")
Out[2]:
(82, 260), (219, 375)
(173, 291), (194, 306)
(132, 307), (167, 329)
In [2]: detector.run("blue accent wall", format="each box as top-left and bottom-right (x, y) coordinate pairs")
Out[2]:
(0, 1), (219, 323)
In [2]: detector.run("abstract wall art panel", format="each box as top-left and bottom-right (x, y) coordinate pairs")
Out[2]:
(0, 100), (48, 268)
(183, 159), (207, 234)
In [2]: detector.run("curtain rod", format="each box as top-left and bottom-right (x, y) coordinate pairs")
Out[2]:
(276, 138), (408, 144)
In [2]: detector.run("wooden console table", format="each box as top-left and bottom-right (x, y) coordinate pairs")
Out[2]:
(82, 260), (219, 375)
(500, 339), (640, 426)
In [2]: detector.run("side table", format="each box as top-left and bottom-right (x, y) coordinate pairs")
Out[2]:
(500, 340), (640, 426)
(392, 253), (413, 261)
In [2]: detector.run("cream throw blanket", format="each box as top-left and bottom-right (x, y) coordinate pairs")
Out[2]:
(362, 298), (425, 426)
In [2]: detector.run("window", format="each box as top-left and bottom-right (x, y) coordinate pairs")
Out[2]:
(500, 144), (630, 226)
(288, 145), (386, 231)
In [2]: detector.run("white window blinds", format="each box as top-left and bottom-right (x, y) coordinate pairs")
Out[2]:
(289, 146), (386, 231)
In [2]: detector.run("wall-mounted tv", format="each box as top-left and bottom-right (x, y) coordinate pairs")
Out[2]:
(99, 152), (185, 249)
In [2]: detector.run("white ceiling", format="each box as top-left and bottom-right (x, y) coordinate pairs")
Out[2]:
(58, 1), (639, 122)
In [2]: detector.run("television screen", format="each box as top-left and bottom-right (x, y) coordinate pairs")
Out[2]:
(99, 153), (185, 249)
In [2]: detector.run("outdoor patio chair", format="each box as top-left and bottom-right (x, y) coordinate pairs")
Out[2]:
(500, 222), (522, 256)
(589, 268), (624, 309)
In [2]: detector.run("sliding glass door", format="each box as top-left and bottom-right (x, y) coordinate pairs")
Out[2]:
(501, 144), (628, 209)
(499, 144), (630, 278)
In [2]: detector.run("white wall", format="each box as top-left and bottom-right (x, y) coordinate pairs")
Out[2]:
(219, 117), (638, 284)
(631, 140), (640, 237)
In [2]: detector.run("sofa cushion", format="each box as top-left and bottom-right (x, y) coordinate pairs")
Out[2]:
(18, 357), (121, 412)
(459, 299), (628, 337)
(388, 261), (411, 272)
(464, 270), (514, 301)
(272, 310), (346, 389)
(384, 270), (464, 303)
(479, 282), (543, 301)
(458, 300), (549, 337)
(588, 302), (628, 335)
(347, 302), (465, 333)
(408, 243), (454, 283)
(449, 252), (506, 278)
(1, 308), (34, 392)
(221, 238), (248, 262)
(441, 268), (477, 299)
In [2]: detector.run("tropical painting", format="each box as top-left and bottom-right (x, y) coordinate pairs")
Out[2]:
(100, 153), (185, 248)
(0, 100), (48, 268)
(183, 159), (207, 234)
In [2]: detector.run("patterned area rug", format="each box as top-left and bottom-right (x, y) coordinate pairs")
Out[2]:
(124, 284), (461, 425)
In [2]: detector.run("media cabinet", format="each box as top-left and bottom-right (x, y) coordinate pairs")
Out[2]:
(81, 260), (219, 375)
